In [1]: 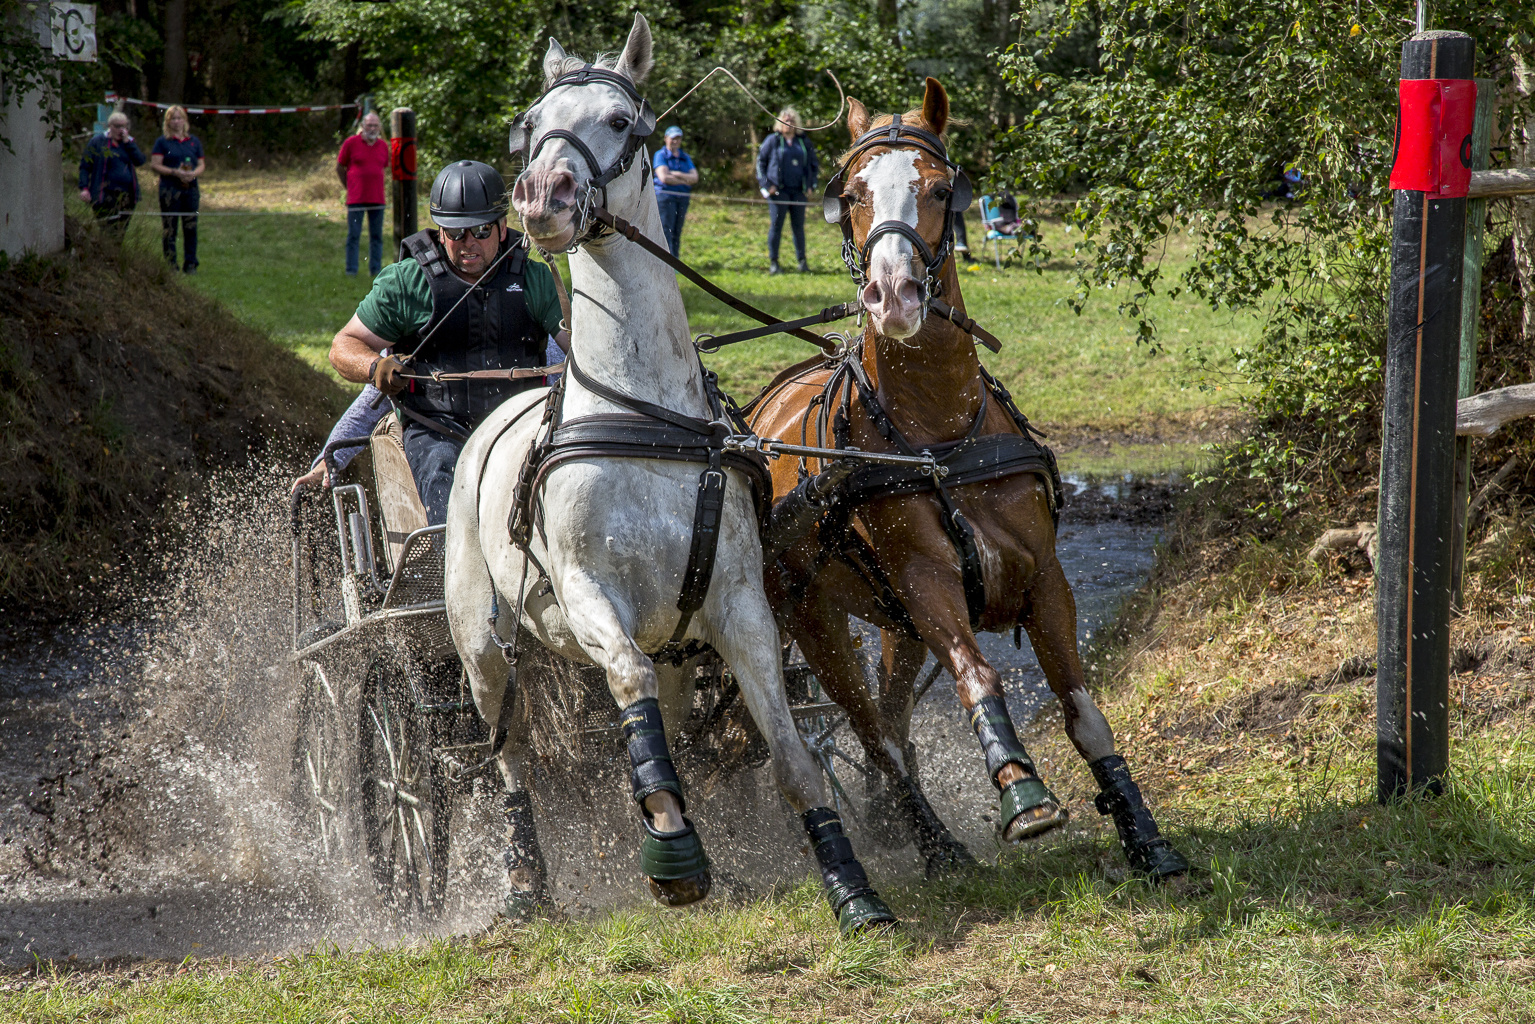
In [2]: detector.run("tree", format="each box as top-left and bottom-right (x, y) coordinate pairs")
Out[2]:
(993, 0), (1535, 514)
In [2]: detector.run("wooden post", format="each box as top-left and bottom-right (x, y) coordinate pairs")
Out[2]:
(390, 107), (418, 257)
(1378, 31), (1475, 803)
(1450, 81), (1496, 610)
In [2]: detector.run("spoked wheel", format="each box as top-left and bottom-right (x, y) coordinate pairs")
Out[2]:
(292, 660), (356, 862)
(358, 658), (452, 915)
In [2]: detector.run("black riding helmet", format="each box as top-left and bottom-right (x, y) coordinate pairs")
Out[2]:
(430, 160), (507, 228)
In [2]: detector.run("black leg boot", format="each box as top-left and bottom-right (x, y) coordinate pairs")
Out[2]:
(623, 698), (711, 907)
(970, 695), (1069, 842)
(803, 807), (898, 934)
(500, 790), (551, 920)
(1089, 754), (1190, 880)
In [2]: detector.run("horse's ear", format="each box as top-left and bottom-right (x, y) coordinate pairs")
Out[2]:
(847, 98), (870, 140)
(921, 77), (949, 136)
(543, 38), (567, 87)
(615, 12), (654, 87)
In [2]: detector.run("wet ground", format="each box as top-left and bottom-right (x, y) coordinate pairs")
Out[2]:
(0, 472), (1177, 965)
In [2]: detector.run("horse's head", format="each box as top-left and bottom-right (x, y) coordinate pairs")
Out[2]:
(510, 13), (657, 251)
(824, 78), (971, 341)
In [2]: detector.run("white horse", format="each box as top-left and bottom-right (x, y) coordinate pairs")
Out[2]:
(444, 14), (894, 933)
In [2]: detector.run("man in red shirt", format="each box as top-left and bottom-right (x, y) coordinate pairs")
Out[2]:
(336, 111), (391, 275)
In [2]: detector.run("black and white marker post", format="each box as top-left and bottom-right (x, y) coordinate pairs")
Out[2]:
(1377, 31), (1477, 802)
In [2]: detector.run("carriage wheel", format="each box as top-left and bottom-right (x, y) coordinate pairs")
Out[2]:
(292, 661), (356, 863)
(358, 659), (453, 914)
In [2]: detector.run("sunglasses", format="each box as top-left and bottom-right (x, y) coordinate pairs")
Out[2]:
(442, 223), (497, 241)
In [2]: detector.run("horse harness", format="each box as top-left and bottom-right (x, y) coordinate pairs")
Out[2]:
(492, 352), (772, 658)
(761, 346), (1063, 640)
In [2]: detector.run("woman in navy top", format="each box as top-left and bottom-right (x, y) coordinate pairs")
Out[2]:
(150, 105), (205, 274)
(652, 126), (698, 258)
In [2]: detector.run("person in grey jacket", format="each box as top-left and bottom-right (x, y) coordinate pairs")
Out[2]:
(755, 107), (818, 274)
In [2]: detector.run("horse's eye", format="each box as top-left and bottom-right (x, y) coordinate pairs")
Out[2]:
(934, 187), (952, 202)
(610, 116), (631, 133)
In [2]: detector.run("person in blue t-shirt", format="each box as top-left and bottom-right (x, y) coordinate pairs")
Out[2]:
(77, 112), (146, 234)
(755, 107), (818, 274)
(150, 105), (206, 274)
(652, 126), (698, 259)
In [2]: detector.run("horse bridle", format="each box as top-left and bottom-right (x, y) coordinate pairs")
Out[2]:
(510, 65), (657, 249)
(821, 115), (973, 311)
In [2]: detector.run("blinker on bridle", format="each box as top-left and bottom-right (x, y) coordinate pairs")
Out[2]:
(510, 64), (658, 248)
(822, 114), (974, 311)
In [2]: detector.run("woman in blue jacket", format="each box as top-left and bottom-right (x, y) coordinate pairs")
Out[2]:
(755, 107), (818, 274)
(77, 112), (145, 234)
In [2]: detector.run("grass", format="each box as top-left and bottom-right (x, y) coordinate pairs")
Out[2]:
(10, 737), (1535, 1020)
(88, 163), (1255, 467)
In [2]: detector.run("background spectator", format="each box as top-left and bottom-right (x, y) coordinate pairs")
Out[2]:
(652, 125), (698, 258)
(77, 112), (144, 234)
(337, 111), (390, 276)
(150, 105), (205, 274)
(755, 107), (818, 275)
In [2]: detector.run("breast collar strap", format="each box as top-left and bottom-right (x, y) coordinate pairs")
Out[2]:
(517, 65), (657, 250)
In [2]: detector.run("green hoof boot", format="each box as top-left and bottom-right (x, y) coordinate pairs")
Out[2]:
(837, 893), (898, 935)
(498, 889), (549, 923)
(641, 818), (711, 908)
(1000, 775), (1069, 843)
(1130, 838), (1190, 881)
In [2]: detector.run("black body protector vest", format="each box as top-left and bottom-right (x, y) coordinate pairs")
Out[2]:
(395, 228), (546, 431)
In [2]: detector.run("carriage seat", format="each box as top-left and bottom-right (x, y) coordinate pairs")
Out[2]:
(369, 412), (430, 575)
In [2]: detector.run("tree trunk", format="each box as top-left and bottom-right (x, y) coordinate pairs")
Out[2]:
(875, 0), (898, 43)
(341, 39), (361, 136)
(1510, 55), (1535, 340)
(161, 0), (188, 103)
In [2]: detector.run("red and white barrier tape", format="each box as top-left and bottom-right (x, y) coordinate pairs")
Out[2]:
(106, 93), (357, 116)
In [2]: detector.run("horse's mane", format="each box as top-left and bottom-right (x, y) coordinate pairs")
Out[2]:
(544, 51), (622, 88)
(838, 108), (966, 169)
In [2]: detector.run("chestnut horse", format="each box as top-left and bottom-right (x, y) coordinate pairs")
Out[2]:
(748, 78), (1188, 880)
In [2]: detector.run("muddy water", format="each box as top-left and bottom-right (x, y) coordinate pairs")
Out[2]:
(0, 472), (1175, 964)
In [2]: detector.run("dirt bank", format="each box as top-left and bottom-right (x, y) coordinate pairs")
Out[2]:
(0, 220), (346, 617)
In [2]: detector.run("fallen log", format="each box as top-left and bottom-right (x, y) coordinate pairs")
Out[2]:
(1457, 383), (1535, 437)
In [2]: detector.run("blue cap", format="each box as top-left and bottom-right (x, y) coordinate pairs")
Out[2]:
(664, 125), (683, 138)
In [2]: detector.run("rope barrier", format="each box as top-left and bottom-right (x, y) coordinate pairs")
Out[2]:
(106, 93), (357, 116)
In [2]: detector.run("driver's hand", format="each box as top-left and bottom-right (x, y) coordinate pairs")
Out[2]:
(291, 462), (329, 494)
(370, 355), (407, 396)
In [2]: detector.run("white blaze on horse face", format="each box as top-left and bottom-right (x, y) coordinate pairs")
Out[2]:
(856, 148), (925, 340)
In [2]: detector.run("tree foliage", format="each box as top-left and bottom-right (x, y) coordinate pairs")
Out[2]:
(995, 0), (1535, 514)
(287, 0), (1082, 177)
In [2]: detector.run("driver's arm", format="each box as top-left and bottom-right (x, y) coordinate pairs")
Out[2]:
(329, 315), (391, 384)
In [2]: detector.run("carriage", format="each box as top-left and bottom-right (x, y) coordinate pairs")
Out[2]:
(286, 411), (859, 914)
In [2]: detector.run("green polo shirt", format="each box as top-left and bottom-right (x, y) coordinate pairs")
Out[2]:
(356, 247), (564, 344)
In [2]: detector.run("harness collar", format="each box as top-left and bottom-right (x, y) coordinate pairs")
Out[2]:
(512, 64), (657, 250)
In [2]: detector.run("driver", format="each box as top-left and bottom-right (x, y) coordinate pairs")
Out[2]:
(327, 160), (569, 524)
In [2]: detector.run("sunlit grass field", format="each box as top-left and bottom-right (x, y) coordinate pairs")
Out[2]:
(92, 164), (1253, 460)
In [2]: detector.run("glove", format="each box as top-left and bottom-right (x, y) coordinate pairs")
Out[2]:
(369, 355), (406, 396)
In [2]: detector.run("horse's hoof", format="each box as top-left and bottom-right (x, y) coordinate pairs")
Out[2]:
(647, 871), (712, 907)
(1129, 838), (1190, 881)
(836, 893), (899, 935)
(640, 817), (712, 908)
(497, 889), (552, 923)
(1000, 776), (1069, 843)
